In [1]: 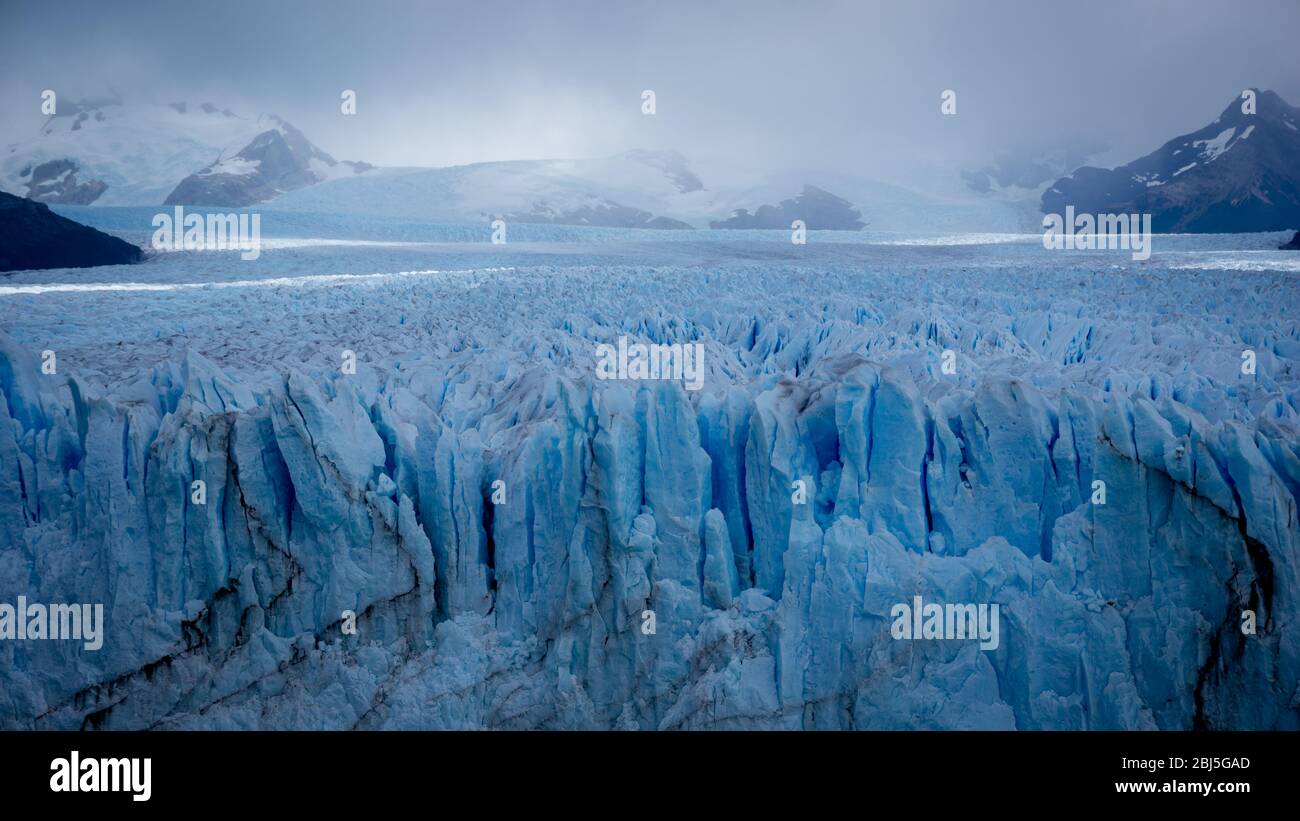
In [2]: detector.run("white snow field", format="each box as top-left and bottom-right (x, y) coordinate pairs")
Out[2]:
(1, 212), (1298, 729)
(1, 103), (286, 205)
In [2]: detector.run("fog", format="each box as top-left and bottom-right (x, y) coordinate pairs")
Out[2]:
(2, 0), (1297, 189)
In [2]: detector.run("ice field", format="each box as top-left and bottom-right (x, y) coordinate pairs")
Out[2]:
(1, 210), (1298, 729)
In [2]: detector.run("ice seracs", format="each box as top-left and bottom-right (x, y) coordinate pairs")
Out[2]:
(0, 234), (1296, 730)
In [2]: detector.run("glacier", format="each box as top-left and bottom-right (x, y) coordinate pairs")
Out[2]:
(1, 222), (1298, 730)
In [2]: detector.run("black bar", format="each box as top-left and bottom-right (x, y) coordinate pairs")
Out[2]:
(0, 731), (1283, 808)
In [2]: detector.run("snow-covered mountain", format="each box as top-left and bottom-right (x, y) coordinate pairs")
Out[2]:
(3, 99), (1025, 231)
(699, 168), (1032, 233)
(166, 117), (373, 207)
(268, 151), (1029, 232)
(0, 100), (371, 207)
(267, 149), (713, 228)
(962, 138), (1110, 197)
(1043, 89), (1300, 232)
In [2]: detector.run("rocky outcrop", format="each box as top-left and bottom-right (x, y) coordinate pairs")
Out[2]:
(17, 159), (107, 204)
(1043, 89), (1300, 233)
(0, 191), (142, 272)
(710, 184), (866, 230)
(165, 119), (371, 207)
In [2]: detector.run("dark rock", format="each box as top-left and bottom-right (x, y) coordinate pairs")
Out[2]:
(0, 191), (143, 272)
(165, 119), (369, 207)
(1281, 231), (1300, 250)
(23, 158), (108, 204)
(1042, 89), (1300, 233)
(710, 184), (865, 230)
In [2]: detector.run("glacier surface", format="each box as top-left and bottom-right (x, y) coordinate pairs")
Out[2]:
(1, 221), (1298, 729)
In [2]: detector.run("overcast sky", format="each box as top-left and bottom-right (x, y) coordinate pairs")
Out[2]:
(2, 0), (1297, 187)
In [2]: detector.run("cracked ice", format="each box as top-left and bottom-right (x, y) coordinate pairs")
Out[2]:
(1, 230), (1297, 729)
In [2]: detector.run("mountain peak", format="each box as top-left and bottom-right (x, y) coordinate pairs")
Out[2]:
(1213, 88), (1299, 128)
(1042, 89), (1300, 232)
(2, 100), (371, 207)
(165, 118), (372, 207)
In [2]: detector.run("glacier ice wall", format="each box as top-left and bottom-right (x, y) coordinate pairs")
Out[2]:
(1, 257), (1298, 730)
